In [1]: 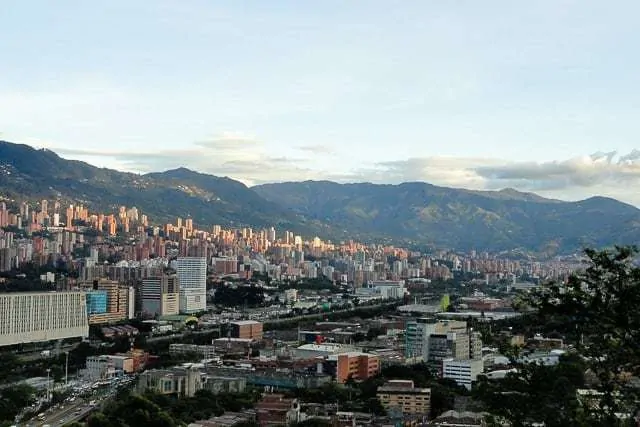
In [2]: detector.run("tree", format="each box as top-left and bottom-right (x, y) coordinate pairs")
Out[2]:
(477, 247), (640, 426)
(0, 384), (36, 423)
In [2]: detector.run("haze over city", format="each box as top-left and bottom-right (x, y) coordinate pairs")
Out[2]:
(2, 1), (640, 204)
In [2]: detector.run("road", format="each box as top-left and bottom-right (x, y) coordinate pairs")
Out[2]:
(18, 343), (80, 362)
(145, 301), (399, 343)
(22, 399), (87, 427)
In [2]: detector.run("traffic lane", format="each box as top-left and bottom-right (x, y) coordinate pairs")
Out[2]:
(42, 399), (86, 425)
(57, 405), (96, 426)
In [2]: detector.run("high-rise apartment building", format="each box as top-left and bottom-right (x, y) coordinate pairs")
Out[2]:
(0, 291), (89, 346)
(88, 279), (129, 324)
(141, 274), (180, 317)
(175, 257), (207, 313)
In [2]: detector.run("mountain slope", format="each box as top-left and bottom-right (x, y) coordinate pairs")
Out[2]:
(2, 140), (639, 254)
(253, 180), (640, 253)
(0, 141), (305, 231)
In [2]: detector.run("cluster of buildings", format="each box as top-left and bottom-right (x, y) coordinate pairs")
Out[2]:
(0, 255), (209, 347)
(404, 318), (484, 389)
(0, 199), (582, 284)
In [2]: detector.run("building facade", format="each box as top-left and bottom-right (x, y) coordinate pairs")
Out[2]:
(142, 274), (180, 317)
(86, 290), (108, 314)
(377, 380), (431, 415)
(0, 291), (89, 346)
(230, 320), (263, 340)
(441, 358), (483, 390)
(331, 352), (380, 383)
(137, 366), (205, 397)
(87, 279), (129, 324)
(175, 257), (207, 313)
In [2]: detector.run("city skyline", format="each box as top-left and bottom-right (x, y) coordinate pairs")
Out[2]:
(2, 2), (640, 204)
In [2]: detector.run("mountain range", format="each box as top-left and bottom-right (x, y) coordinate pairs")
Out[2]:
(1, 140), (639, 255)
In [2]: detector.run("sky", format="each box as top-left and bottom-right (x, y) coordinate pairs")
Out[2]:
(2, 1), (640, 204)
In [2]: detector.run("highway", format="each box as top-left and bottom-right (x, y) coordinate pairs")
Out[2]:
(22, 398), (88, 427)
(145, 301), (399, 343)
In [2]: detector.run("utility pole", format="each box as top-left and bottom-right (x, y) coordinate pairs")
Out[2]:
(65, 351), (69, 386)
(46, 368), (51, 402)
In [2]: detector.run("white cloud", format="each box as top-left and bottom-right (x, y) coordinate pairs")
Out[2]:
(50, 139), (640, 205)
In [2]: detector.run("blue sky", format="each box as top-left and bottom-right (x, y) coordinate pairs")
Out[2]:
(2, 1), (640, 203)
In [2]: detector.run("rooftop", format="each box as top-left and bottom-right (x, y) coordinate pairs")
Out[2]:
(230, 320), (261, 325)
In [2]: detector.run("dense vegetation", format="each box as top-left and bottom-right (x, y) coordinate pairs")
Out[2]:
(254, 181), (640, 253)
(83, 389), (260, 427)
(0, 141), (307, 232)
(474, 246), (640, 426)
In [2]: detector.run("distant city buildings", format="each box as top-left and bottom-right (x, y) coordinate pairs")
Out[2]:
(0, 198), (584, 351)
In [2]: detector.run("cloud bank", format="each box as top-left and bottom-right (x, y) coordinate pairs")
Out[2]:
(51, 138), (640, 205)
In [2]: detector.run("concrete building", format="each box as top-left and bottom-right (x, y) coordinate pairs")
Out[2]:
(294, 343), (352, 360)
(176, 257), (207, 313)
(357, 280), (406, 299)
(83, 355), (118, 381)
(441, 358), (483, 390)
(428, 332), (470, 364)
(0, 291), (89, 346)
(170, 343), (217, 360)
(377, 380), (431, 415)
(469, 331), (483, 360)
(107, 354), (135, 374)
(87, 279), (129, 324)
(255, 394), (301, 427)
(230, 320), (263, 340)
(142, 274), (180, 317)
(323, 352), (380, 383)
(137, 365), (205, 397)
(203, 376), (247, 394)
(212, 338), (252, 355)
(405, 318), (469, 361)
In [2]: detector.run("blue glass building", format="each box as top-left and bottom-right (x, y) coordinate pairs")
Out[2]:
(86, 290), (108, 314)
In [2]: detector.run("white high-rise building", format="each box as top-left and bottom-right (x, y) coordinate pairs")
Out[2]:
(175, 257), (207, 313)
(0, 291), (89, 346)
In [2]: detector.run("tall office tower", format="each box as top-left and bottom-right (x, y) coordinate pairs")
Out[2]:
(175, 257), (207, 313)
(141, 274), (180, 317)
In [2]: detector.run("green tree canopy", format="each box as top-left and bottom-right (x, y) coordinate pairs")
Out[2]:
(476, 247), (640, 426)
